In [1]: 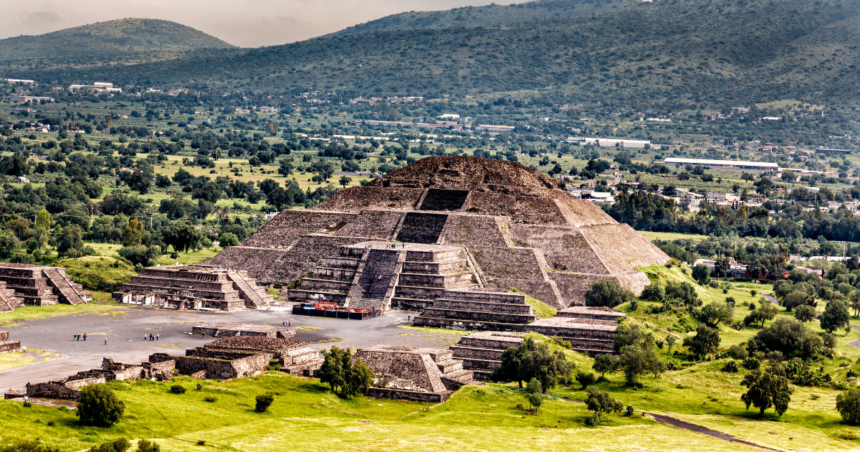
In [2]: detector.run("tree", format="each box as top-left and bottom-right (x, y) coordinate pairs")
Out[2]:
(585, 280), (634, 308)
(617, 341), (665, 386)
(35, 209), (52, 231)
(820, 300), (850, 333)
(339, 175), (351, 188)
(592, 354), (617, 380)
(683, 325), (721, 360)
(837, 390), (860, 425)
(526, 378), (543, 413)
(76, 384), (125, 427)
(665, 281), (700, 308)
(161, 222), (202, 253)
(318, 346), (373, 399)
(118, 245), (161, 267)
(278, 158), (294, 177)
(255, 393), (274, 412)
(850, 291), (860, 316)
(783, 291), (812, 311)
(692, 264), (711, 286)
(491, 337), (575, 391)
(699, 301), (733, 327)
(747, 318), (822, 358)
(219, 232), (240, 247)
(122, 218), (143, 247)
(585, 386), (623, 425)
(744, 299), (779, 328)
(640, 283), (665, 301)
(741, 365), (793, 417)
(666, 334), (677, 354)
(794, 305), (816, 323)
(576, 371), (596, 389)
(265, 122), (278, 135)
(57, 224), (85, 257)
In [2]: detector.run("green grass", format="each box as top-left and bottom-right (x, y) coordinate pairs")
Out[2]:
(84, 243), (123, 257)
(513, 289), (557, 319)
(0, 303), (124, 327)
(152, 247), (221, 266)
(637, 231), (709, 242)
(57, 256), (136, 292)
(0, 373), (761, 452)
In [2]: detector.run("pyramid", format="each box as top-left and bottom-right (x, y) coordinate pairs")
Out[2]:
(205, 156), (669, 310)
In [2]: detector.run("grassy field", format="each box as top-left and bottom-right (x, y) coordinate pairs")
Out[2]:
(0, 348), (61, 372)
(0, 372), (760, 452)
(0, 303), (125, 328)
(152, 247), (220, 266)
(637, 231), (709, 242)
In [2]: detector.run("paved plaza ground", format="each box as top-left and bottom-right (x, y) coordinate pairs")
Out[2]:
(0, 304), (452, 392)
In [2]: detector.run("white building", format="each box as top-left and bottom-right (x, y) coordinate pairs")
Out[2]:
(437, 114), (460, 120)
(567, 137), (652, 148)
(661, 158), (778, 173)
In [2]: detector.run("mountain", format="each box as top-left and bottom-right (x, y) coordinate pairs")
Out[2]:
(25, 0), (860, 104)
(0, 19), (236, 68)
(332, 0), (635, 36)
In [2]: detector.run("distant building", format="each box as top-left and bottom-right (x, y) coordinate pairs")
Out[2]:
(8, 95), (54, 103)
(16, 176), (30, 183)
(567, 137), (651, 148)
(477, 125), (515, 132)
(437, 114), (460, 120)
(3, 79), (35, 85)
(258, 106), (278, 113)
(816, 147), (852, 155)
(661, 158), (778, 173)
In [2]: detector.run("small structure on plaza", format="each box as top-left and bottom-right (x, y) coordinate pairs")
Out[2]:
(526, 306), (627, 354)
(192, 323), (295, 338)
(354, 345), (474, 402)
(24, 358), (174, 400)
(0, 264), (91, 308)
(0, 331), (22, 355)
(203, 336), (323, 376)
(450, 332), (525, 380)
(113, 266), (273, 311)
(150, 346), (275, 380)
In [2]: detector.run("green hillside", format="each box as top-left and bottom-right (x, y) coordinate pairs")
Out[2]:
(23, 0), (860, 105)
(0, 18), (236, 68)
(332, 0), (635, 36)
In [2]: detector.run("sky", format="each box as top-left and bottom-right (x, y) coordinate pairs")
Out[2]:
(1, 0), (515, 48)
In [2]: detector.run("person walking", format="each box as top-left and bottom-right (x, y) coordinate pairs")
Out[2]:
(83, 333), (87, 341)
(104, 338), (107, 345)
(143, 334), (147, 341)
(288, 320), (291, 327)
(156, 334), (159, 341)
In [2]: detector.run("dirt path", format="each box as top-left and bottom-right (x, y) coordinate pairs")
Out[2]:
(551, 393), (779, 451)
(849, 326), (860, 348)
(762, 295), (779, 306)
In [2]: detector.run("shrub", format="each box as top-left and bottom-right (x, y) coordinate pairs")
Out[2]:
(0, 442), (61, 452)
(575, 371), (597, 389)
(692, 264), (711, 285)
(727, 344), (749, 361)
(794, 305), (816, 323)
(747, 318), (823, 358)
(585, 280), (635, 308)
(169, 385), (186, 394)
(723, 360), (739, 373)
(526, 378), (543, 413)
(204, 396), (217, 403)
(88, 438), (130, 452)
(255, 393), (274, 412)
(492, 337), (575, 390)
(76, 384), (125, 427)
(741, 365), (793, 417)
(683, 325), (721, 360)
(743, 357), (761, 370)
(22, 401), (32, 408)
(640, 284), (665, 301)
(585, 386), (623, 425)
(318, 346), (375, 399)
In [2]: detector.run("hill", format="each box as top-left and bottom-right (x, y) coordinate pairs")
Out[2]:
(331, 0), (635, 36)
(25, 0), (860, 104)
(0, 18), (236, 69)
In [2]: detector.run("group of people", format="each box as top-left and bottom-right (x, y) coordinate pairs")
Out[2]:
(143, 333), (159, 341)
(73, 333), (87, 341)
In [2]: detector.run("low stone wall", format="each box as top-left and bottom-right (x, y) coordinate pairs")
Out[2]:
(366, 387), (447, 403)
(26, 381), (82, 400)
(413, 316), (528, 332)
(156, 349), (274, 380)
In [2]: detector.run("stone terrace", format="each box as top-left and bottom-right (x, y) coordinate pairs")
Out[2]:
(150, 348), (274, 380)
(114, 266), (273, 311)
(0, 264), (91, 306)
(192, 323), (295, 339)
(203, 336), (323, 376)
(525, 317), (619, 354)
(450, 332), (525, 380)
(413, 290), (538, 331)
(355, 345), (475, 402)
(25, 358), (174, 400)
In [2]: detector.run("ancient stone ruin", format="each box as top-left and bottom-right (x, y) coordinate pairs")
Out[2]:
(0, 331), (22, 355)
(113, 266), (273, 311)
(203, 336), (323, 376)
(192, 323), (295, 339)
(526, 306), (627, 354)
(150, 348), (273, 380)
(450, 332), (526, 380)
(206, 157), (668, 317)
(354, 345), (474, 402)
(0, 264), (92, 309)
(25, 358), (174, 400)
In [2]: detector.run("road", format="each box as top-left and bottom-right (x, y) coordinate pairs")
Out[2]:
(0, 306), (440, 392)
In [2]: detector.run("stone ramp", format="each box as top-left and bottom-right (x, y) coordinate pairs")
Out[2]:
(226, 272), (273, 308)
(42, 268), (88, 305)
(396, 212), (448, 244)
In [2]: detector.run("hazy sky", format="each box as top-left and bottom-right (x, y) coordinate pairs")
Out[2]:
(1, 0), (515, 47)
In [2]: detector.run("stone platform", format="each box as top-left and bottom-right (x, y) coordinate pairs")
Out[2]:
(0, 331), (22, 355)
(192, 323), (295, 339)
(0, 264), (91, 307)
(450, 332), (525, 380)
(203, 336), (323, 376)
(113, 266), (273, 311)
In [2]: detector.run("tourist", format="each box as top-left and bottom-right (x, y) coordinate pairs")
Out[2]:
(144, 334), (147, 341)
(104, 338), (107, 345)
(156, 333), (159, 341)
(83, 333), (87, 341)
(288, 321), (291, 327)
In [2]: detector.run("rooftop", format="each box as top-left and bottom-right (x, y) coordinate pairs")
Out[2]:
(664, 158), (778, 168)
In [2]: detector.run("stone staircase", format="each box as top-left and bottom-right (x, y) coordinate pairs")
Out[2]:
(43, 268), (89, 305)
(115, 267), (246, 311)
(0, 281), (23, 313)
(391, 246), (475, 311)
(227, 271), (274, 308)
(413, 290), (538, 331)
(286, 246), (361, 306)
(348, 249), (403, 312)
(430, 348), (475, 389)
(450, 332), (525, 381)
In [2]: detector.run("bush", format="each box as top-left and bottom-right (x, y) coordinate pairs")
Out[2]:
(727, 344), (749, 361)
(640, 284), (665, 301)
(743, 357), (761, 370)
(136, 440), (160, 452)
(585, 386), (623, 425)
(585, 280), (635, 308)
(318, 346), (374, 399)
(0, 442), (61, 452)
(794, 305), (816, 323)
(204, 396), (217, 403)
(575, 371), (597, 389)
(255, 393), (274, 412)
(76, 384), (125, 427)
(692, 264), (711, 285)
(723, 360), (739, 373)
(838, 390), (860, 425)
(219, 232), (240, 247)
(526, 378), (543, 413)
(88, 438), (130, 452)
(169, 385), (186, 394)
(747, 318), (823, 358)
